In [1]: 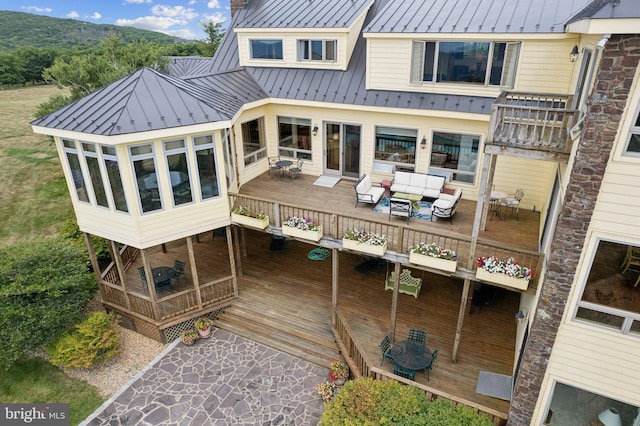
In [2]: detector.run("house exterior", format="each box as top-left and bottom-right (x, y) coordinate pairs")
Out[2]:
(30, 0), (640, 424)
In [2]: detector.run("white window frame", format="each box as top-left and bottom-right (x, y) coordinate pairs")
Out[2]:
(373, 126), (418, 171)
(62, 138), (90, 204)
(100, 145), (129, 213)
(411, 40), (520, 88)
(163, 138), (194, 207)
(623, 102), (640, 157)
(249, 39), (284, 60)
(297, 39), (337, 62)
(81, 141), (110, 210)
(130, 143), (163, 214)
(242, 117), (267, 166)
(277, 116), (313, 160)
(192, 134), (221, 201)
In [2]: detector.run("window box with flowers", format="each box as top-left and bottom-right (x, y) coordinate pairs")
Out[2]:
(281, 216), (323, 242)
(475, 256), (534, 290)
(409, 242), (459, 273)
(342, 229), (387, 257)
(231, 206), (269, 229)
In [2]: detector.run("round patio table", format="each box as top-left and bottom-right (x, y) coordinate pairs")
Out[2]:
(275, 160), (293, 177)
(388, 340), (432, 370)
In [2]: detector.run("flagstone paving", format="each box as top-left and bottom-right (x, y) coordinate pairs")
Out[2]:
(81, 329), (328, 425)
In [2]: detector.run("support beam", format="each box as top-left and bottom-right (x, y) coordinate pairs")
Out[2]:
(233, 226), (243, 276)
(141, 249), (161, 320)
(452, 278), (472, 363)
(331, 248), (339, 328)
(226, 226), (239, 295)
(186, 236), (203, 309)
(108, 240), (133, 311)
(389, 261), (401, 342)
(479, 153), (497, 231)
(83, 232), (101, 284)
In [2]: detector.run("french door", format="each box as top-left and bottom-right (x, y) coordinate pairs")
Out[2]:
(324, 122), (361, 178)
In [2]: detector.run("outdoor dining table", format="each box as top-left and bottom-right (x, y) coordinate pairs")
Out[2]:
(152, 266), (175, 293)
(275, 159), (293, 177)
(387, 339), (432, 371)
(490, 190), (508, 220)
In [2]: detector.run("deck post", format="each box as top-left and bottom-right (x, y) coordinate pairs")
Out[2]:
(83, 232), (102, 283)
(479, 153), (497, 231)
(241, 227), (248, 257)
(389, 261), (401, 342)
(141, 249), (161, 320)
(226, 226), (239, 294)
(233, 226), (243, 276)
(331, 248), (339, 328)
(186, 236), (203, 308)
(452, 278), (472, 363)
(108, 239), (132, 311)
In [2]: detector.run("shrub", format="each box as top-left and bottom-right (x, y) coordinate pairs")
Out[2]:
(0, 239), (97, 370)
(48, 312), (119, 368)
(423, 399), (495, 426)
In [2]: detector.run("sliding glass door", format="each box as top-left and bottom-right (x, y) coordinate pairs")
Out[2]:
(324, 122), (360, 178)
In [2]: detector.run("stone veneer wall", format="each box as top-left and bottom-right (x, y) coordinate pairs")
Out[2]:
(508, 34), (640, 425)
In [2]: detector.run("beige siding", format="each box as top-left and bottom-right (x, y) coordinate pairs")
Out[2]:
(516, 40), (577, 93)
(493, 157), (555, 213)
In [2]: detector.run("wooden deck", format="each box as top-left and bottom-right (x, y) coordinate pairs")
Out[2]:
(227, 229), (515, 416)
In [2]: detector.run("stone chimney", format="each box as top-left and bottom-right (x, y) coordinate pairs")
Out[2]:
(230, 0), (249, 16)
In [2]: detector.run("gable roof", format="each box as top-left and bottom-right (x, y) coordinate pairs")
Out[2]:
(32, 67), (249, 136)
(365, 0), (595, 33)
(234, 0), (375, 29)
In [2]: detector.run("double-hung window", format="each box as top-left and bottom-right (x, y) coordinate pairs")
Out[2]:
(164, 139), (193, 206)
(250, 39), (283, 60)
(130, 144), (162, 213)
(623, 103), (640, 156)
(62, 139), (89, 203)
(297, 40), (336, 62)
(101, 146), (128, 213)
(81, 142), (109, 208)
(411, 41), (520, 87)
(193, 134), (220, 200)
(278, 116), (312, 160)
(242, 117), (266, 165)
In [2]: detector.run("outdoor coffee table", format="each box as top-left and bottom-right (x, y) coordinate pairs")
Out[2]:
(391, 192), (422, 209)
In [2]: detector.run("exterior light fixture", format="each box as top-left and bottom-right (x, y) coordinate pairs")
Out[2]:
(312, 126), (318, 136)
(420, 136), (427, 149)
(598, 408), (622, 426)
(570, 45), (579, 62)
(515, 307), (528, 324)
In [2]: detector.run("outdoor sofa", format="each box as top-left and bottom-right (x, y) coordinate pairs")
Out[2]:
(389, 171), (445, 199)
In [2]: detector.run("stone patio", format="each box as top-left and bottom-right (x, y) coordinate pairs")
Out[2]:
(81, 329), (328, 425)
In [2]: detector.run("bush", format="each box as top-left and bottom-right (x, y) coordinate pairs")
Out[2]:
(0, 239), (97, 370)
(320, 378), (495, 426)
(48, 312), (119, 368)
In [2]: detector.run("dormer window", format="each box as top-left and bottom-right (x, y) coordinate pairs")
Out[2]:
(250, 39), (283, 60)
(411, 41), (520, 87)
(297, 40), (337, 62)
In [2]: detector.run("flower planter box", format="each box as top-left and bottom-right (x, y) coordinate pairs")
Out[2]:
(231, 213), (269, 230)
(475, 268), (529, 290)
(342, 238), (387, 257)
(282, 226), (323, 242)
(409, 252), (457, 273)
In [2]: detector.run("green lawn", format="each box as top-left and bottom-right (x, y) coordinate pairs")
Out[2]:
(0, 86), (104, 424)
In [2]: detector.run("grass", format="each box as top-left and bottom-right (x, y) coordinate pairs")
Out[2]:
(0, 86), (104, 423)
(0, 358), (103, 426)
(0, 85), (74, 246)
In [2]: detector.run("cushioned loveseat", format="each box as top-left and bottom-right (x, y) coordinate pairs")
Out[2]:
(430, 188), (462, 223)
(389, 171), (445, 199)
(354, 174), (385, 207)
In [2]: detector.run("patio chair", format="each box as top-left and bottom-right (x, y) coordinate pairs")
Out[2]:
(393, 364), (416, 381)
(502, 189), (524, 221)
(378, 335), (394, 366)
(173, 260), (186, 283)
(389, 197), (412, 224)
(268, 156), (281, 176)
(289, 159), (303, 179)
(408, 328), (427, 344)
(425, 348), (439, 381)
(137, 266), (147, 284)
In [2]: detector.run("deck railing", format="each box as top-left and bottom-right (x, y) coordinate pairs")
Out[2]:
(488, 91), (579, 154)
(332, 309), (508, 425)
(230, 193), (543, 293)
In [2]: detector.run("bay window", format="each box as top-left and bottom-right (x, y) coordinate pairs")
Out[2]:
(193, 134), (220, 200)
(62, 139), (89, 203)
(101, 146), (128, 213)
(411, 41), (520, 87)
(164, 139), (193, 206)
(81, 142), (109, 208)
(130, 144), (162, 213)
(278, 116), (312, 160)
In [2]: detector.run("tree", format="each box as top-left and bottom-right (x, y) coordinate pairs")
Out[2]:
(199, 21), (225, 57)
(0, 239), (97, 370)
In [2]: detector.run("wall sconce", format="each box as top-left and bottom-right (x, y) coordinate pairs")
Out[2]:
(598, 408), (622, 426)
(420, 136), (427, 149)
(570, 45), (579, 62)
(312, 125), (318, 136)
(515, 307), (528, 324)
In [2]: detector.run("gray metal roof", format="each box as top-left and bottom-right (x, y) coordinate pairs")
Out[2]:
(234, 0), (375, 29)
(365, 0), (595, 33)
(32, 68), (243, 136)
(166, 56), (217, 77)
(584, 0), (640, 19)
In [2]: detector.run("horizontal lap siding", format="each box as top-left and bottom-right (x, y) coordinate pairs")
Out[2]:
(516, 40), (576, 93)
(493, 156), (555, 213)
(548, 324), (640, 405)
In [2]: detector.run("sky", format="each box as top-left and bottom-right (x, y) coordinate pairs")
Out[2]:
(3, 0), (232, 40)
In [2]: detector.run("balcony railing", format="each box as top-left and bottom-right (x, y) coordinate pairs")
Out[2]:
(487, 91), (580, 155)
(230, 193), (544, 294)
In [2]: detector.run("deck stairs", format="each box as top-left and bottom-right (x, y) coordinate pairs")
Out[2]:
(214, 292), (341, 368)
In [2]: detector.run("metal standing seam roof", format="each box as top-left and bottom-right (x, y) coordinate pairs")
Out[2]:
(234, 0), (375, 29)
(31, 68), (246, 136)
(365, 0), (596, 33)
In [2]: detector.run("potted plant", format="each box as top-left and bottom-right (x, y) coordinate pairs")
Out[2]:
(328, 361), (350, 386)
(316, 381), (338, 402)
(476, 256), (534, 290)
(179, 328), (199, 346)
(342, 229), (387, 256)
(194, 317), (213, 338)
(231, 206), (269, 229)
(409, 242), (459, 272)
(281, 216), (323, 242)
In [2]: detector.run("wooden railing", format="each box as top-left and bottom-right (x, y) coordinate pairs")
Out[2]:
(230, 193), (543, 293)
(488, 91), (579, 154)
(332, 309), (508, 425)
